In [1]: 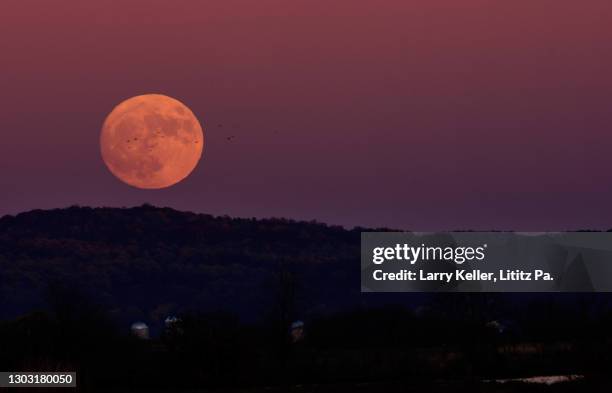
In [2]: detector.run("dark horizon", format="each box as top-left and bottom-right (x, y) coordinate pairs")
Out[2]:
(1, 204), (610, 391)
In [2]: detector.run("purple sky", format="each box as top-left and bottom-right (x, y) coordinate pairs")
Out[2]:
(1, 0), (612, 230)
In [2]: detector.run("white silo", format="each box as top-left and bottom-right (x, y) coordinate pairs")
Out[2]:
(131, 321), (150, 340)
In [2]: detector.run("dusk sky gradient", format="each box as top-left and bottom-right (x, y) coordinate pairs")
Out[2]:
(1, 0), (612, 230)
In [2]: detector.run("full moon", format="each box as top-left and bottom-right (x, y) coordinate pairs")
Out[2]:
(100, 94), (204, 189)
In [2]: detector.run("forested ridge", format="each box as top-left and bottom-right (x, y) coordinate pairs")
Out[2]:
(0, 205), (362, 323)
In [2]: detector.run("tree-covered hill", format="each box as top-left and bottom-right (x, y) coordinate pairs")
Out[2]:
(0, 205), (608, 332)
(0, 205), (367, 325)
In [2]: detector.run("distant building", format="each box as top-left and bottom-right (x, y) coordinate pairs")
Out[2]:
(131, 322), (150, 339)
(164, 316), (183, 336)
(164, 316), (179, 328)
(290, 320), (304, 343)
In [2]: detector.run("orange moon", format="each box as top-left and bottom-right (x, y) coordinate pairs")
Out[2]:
(100, 94), (204, 189)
